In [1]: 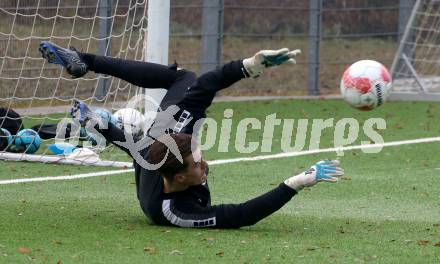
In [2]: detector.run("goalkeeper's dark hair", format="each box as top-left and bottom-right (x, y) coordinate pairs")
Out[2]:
(147, 133), (194, 182)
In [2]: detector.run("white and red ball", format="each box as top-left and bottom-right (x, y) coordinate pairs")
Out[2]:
(340, 60), (392, 111)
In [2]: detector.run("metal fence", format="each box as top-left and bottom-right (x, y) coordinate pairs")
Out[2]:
(0, 0), (416, 100)
(191, 0), (416, 96)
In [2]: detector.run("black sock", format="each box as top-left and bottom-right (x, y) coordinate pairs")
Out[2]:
(74, 54), (181, 89)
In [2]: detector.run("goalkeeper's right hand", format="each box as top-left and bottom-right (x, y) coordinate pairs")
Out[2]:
(284, 160), (344, 192)
(243, 48), (301, 78)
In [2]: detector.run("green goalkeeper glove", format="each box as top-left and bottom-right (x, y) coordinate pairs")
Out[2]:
(243, 48), (301, 78)
(284, 160), (344, 192)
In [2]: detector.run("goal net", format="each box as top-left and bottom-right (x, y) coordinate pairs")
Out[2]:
(0, 0), (168, 167)
(391, 0), (440, 96)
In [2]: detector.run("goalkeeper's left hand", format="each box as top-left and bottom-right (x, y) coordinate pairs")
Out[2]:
(284, 160), (344, 192)
(243, 48), (301, 78)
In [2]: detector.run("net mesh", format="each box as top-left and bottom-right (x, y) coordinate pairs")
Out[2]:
(392, 0), (440, 93)
(0, 0), (149, 166)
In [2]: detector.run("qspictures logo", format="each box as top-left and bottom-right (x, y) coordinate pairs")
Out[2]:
(57, 95), (386, 169)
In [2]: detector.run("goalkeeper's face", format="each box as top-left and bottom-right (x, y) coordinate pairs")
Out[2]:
(180, 148), (208, 186)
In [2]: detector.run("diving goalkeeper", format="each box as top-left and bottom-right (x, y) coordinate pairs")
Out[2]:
(39, 41), (344, 228)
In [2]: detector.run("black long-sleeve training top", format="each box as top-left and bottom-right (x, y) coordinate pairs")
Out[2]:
(87, 54), (298, 228)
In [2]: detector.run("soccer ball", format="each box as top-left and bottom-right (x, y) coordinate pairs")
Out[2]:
(93, 108), (116, 126)
(113, 108), (145, 135)
(15, 129), (41, 154)
(340, 60), (392, 111)
(0, 128), (13, 151)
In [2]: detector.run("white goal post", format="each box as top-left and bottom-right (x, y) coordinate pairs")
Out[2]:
(390, 0), (440, 101)
(0, 0), (170, 167)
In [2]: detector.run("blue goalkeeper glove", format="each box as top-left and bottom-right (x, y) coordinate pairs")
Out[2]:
(70, 100), (100, 127)
(243, 48), (301, 78)
(284, 160), (344, 191)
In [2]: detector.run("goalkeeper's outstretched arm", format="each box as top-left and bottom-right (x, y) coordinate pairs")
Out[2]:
(155, 160), (343, 228)
(177, 48), (301, 117)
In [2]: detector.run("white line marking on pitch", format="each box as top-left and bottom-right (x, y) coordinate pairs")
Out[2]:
(208, 136), (440, 165)
(0, 169), (134, 185)
(1, 136), (440, 185)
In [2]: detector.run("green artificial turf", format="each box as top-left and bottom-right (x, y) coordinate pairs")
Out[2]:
(1, 99), (440, 263)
